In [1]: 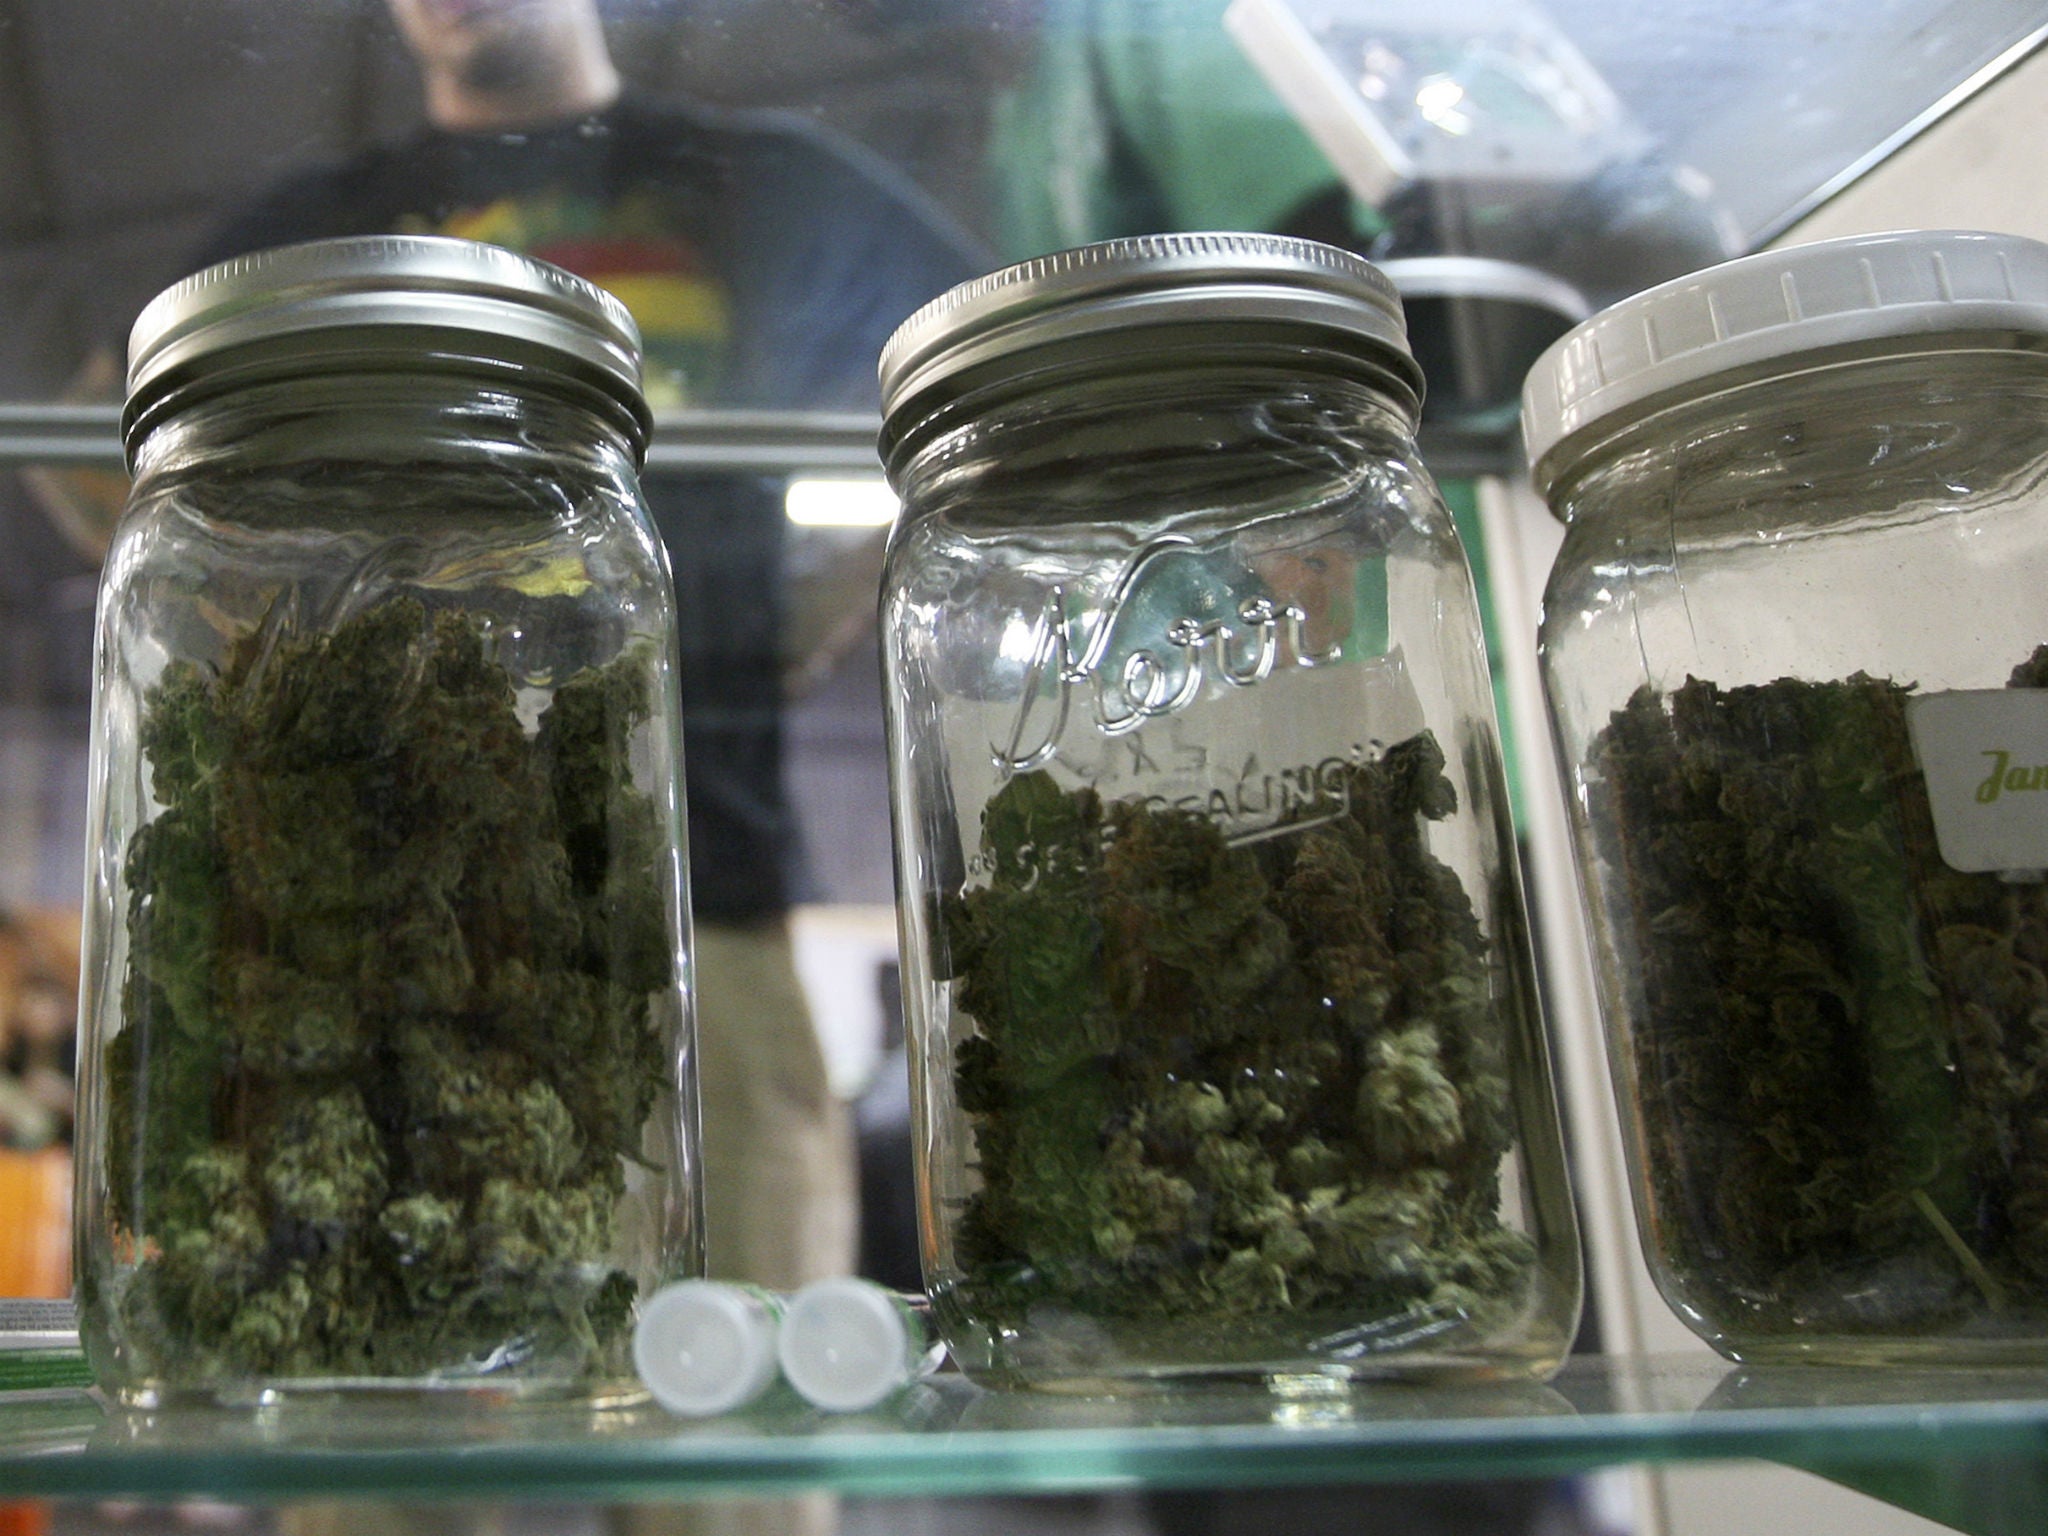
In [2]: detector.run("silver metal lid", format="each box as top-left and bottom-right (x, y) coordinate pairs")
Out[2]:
(878, 233), (1422, 448)
(124, 235), (651, 463)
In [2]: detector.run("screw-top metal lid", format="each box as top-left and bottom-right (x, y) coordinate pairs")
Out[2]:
(1521, 229), (2048, 500)
(878, 233), (1422, 453)
(123, 235), (651, 466)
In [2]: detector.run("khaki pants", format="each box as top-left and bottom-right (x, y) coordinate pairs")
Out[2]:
(608, 921), (854, 1536)
(691, 920), (855, 1291)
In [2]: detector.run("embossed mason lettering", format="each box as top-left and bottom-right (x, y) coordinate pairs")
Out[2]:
(995, 536), (1339, 771)
(967, 752), (1357, 880)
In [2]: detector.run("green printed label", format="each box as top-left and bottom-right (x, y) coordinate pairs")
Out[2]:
(1908, 690), (2048, 871)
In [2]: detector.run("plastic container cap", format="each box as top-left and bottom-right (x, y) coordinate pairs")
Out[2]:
(633, 1282), (781, 1418)
(1521, 229), (2048, 498)
(776, 1278), (921, 1413)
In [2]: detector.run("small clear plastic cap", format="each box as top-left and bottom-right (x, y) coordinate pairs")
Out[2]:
(776, 1279), (922, 1413)
(633, 1282), (781, 1418)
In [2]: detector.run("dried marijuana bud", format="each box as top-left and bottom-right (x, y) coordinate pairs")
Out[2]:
(940, 732), (1536, 1348)
(104, 596), (675, 1385)
(1586, 650), (2048, 1337)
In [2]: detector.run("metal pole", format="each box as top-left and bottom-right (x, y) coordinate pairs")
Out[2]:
(0, 404), (886, 475)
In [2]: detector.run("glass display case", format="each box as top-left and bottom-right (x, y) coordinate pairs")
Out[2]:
(5, 1), (2048, 1532)
(0, 1344), (2045, 1534)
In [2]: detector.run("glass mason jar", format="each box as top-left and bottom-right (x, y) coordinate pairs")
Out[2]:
(1529, 229), (2048, 1364)
(76, 237), (699, 1403)
(877, 234), (1581, 1389)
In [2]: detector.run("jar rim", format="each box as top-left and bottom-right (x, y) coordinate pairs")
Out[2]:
(1521, 229), (2048, 500)
(1533, 331), (2048, 517)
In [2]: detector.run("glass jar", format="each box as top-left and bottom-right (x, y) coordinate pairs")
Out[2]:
(1528, 229), (2048, 1364)
(877, 234), (1581, 1389)
(76, 236), (699, 1403)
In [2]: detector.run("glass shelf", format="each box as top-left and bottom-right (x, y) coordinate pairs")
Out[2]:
(3, 1352), (2048, 1531)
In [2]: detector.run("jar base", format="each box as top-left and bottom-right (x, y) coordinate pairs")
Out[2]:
(949, 1335), (1574, 1395)
(967, 1363), (1567, 1397)
(1708, 1333), (2048, 1370)
(109, 1376), (651, 1411)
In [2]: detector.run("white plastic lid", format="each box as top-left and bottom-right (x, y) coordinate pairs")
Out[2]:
(776, 1278), (917, 1413)
(1521, 229), (2048, 498)
(633, 1282), (781, 1418)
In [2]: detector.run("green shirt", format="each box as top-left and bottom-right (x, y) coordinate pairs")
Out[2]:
(987, 0), (1383, 259)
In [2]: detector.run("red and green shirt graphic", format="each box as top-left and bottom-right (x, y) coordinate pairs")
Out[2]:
(416, 189), (729, 410)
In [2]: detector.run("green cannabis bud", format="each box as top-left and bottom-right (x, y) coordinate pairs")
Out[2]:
(105, 596), (675, 1386)
(1586, 652), (2048, 1339)
(940, 732), (1537, 1352)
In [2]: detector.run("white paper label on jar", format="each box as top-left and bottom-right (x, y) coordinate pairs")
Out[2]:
(1907, 689), (2048, 872)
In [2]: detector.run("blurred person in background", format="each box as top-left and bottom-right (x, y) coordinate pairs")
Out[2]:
(57, 0), (979, 1294)
(31, 2), (982, 1532)
(214, 11), (979, 1536)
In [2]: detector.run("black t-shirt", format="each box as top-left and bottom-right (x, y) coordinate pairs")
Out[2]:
(194, 97), (983, 921)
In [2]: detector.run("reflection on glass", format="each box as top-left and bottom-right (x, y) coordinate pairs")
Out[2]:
(1228, 0), (1649, 196)
(989, 0), (2042, 322)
